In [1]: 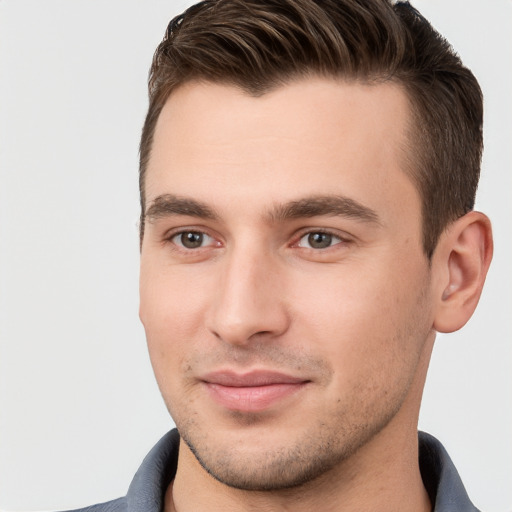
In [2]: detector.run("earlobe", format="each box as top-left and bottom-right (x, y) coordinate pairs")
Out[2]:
(433, 211), (493, 333)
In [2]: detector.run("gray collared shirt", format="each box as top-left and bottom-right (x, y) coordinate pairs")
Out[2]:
(69, 429), (480, 512)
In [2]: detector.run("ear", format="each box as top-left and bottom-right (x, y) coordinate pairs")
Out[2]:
(432, 211), (493, 333)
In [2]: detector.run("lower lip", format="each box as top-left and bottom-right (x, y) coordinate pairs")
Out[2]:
(204, 382), (306, 412)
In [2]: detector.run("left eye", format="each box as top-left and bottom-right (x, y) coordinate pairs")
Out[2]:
(297, 232), (342, 249)
(171, 231), (214, 249)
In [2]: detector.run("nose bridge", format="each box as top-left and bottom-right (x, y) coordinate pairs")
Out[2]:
(207, 239), (288, 345)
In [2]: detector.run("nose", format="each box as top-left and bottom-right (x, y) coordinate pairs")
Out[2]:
(205, 245), (290, 346)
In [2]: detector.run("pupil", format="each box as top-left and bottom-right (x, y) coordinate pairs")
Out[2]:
(182, 232), (203, 248)
(308, 232), (332, 249)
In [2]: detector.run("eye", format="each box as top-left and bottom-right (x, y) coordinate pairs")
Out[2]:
(297, 231), (343, 249)
(171, 231), (215, 249)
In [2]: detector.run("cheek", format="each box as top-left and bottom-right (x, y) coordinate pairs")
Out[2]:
(139, 265), (210, 387)
(290, 259), (431, 387)
(140, 256), (211, 331)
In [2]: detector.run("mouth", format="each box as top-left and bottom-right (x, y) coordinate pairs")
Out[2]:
(201, 370), (310, 413)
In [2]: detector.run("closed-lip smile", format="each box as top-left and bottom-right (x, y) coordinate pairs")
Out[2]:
(201, 370), (310, 412)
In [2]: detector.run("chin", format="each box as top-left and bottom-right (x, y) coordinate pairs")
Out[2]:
(183, 430), (342, 491)
(177, 412), (389, 492)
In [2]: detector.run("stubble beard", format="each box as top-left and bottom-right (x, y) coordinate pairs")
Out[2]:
(164, 280), (432, 492)
(172, 392), (406, 492)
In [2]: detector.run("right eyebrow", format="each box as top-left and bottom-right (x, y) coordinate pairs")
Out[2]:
(145, 194), (218, 221)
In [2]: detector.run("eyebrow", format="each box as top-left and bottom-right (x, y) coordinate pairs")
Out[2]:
(145, 194), (218, 221)
(145, 193), (380, 225)
(268, 195), (380, 224)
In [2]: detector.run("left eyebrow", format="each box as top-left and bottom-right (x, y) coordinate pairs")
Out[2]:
(267, 195), (380, 224)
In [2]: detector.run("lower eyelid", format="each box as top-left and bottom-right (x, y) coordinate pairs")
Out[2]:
(295, 232), (346, 249)
(173, 232), (210, 247)
(168, 230), (225, 252)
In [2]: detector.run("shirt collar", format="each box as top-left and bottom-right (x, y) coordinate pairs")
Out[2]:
(418, 431), (480, 512)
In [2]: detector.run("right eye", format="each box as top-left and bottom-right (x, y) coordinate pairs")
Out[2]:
(171, 231), (216, 249)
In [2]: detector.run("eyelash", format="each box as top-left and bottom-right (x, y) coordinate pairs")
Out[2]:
(164, 227), (351, 253)
(293, 229), (350, 251)
(166, 229), (220, 251)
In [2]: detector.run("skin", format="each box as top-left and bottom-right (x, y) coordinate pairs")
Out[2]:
(139, 78), (492, 511)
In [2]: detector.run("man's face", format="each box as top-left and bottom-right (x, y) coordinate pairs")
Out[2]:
(140, 78), (437, 489)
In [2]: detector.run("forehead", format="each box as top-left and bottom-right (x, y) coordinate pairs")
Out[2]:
(146, 78), (418, 225)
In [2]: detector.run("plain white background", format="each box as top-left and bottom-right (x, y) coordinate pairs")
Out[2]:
(0, 1), (510, 510)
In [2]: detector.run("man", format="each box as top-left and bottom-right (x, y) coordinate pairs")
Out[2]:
(58, 0), (494, 510)
(1, 0), (499, 510)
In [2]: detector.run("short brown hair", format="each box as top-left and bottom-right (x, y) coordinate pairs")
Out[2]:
(139, 0), (483, 258)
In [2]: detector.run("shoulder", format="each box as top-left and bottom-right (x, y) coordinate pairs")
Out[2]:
(60, 497), (126, 512)
(57, 430), (180, 512)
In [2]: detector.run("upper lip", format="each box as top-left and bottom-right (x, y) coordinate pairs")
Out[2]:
(201, 370), (309, 387)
